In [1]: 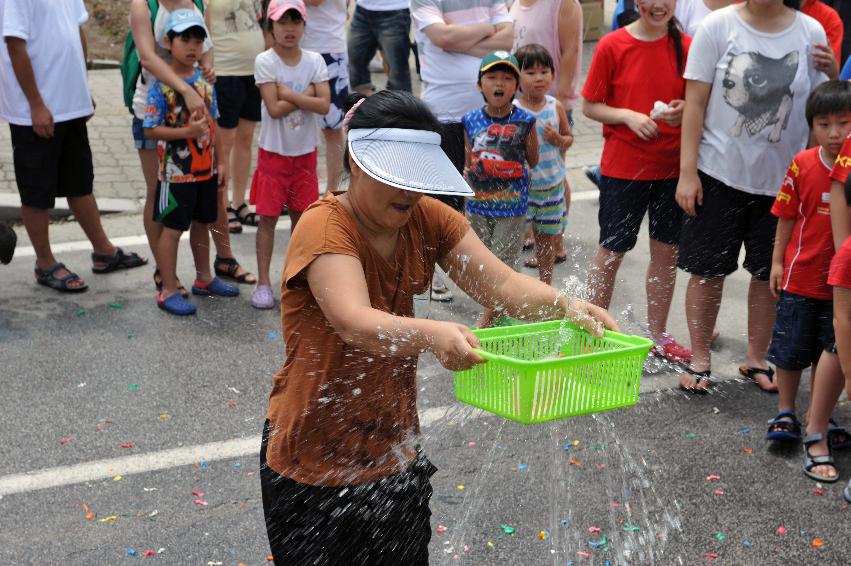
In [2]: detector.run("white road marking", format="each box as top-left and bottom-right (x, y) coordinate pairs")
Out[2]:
(13, 218), (293, 258)
(0, 405), (483, 497)
(13, 192), (599, 259)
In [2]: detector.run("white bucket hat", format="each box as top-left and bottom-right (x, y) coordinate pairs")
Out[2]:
(347, 128), (474, 197)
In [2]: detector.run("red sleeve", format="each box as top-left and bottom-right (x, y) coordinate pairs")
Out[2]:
(771, 159), (802, 219)
(831, 136), (851, 184)
(581, 36), (613, 103)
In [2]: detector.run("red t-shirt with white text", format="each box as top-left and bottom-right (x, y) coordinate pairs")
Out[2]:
(771, 147), (836, 300)
(830, 134), (851, 185)
(581, 28), (691, 181)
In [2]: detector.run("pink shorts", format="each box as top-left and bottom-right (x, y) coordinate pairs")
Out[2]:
(250, 148), (319, 216)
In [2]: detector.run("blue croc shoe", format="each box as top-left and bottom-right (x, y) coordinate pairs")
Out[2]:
(158, 291), (196, 316)
(192, 277), (239, 297)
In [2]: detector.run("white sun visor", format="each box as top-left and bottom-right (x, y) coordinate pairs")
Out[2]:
(348, 128), (474, 197)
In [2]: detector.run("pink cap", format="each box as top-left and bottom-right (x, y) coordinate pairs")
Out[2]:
(267, 0), (307, 21)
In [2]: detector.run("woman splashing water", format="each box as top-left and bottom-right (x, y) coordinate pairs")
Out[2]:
(259, 90), (618, 564)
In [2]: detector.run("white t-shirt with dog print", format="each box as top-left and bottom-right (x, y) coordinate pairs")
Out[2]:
(684, 6), (827, 196)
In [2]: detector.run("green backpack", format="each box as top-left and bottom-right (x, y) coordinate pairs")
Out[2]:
(120, 0), (205, 114)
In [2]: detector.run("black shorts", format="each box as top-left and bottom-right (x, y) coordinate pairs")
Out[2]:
(215, 75), (261, 129)
(767, 291), (836, 370)
(435, 121), (466, 212)
(260, 421), (434, 566)
(10, 118), (94, 209)
(153, 176), (219, 231)
(598, 176), (681, 253)
(677, 172), (777, 280)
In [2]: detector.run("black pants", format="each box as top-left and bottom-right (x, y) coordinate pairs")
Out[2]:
(260, 421), (435, 566)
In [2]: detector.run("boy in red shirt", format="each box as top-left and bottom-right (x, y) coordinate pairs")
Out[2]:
(796, 81), (851, 488)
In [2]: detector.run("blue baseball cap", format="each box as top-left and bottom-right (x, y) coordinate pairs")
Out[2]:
(165, 9), (209, 36)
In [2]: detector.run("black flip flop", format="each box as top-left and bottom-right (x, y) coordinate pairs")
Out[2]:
(680, 368), (712, 394)
(739, 365), (777, 393)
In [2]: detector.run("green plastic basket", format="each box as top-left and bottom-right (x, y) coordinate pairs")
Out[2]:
(454, 320), (653, 424)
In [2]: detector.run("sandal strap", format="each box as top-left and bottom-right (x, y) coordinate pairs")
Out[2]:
(768, 410), (798, 424)
(36, 262), (66, 277)
(803, 432), (826, 445)
(806, 454), (835, 467)
(215, 255), (238, 275)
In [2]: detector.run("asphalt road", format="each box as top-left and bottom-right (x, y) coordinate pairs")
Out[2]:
(2, 196), (851, 565)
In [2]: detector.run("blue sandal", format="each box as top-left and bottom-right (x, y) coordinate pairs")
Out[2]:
(35, 262), (88, 293)
(158, 292), (196, 316)
(766, 410), (802, 442)
(828, 418), (851, 450)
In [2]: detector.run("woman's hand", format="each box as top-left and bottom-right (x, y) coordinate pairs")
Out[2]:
(658, 99), (684, 127)
(811, 44), (838, 79)
(623, 110), (659, 141)
(187, 109), (210, 138)
(429, 321), (484, 371)
(560, 296), (620, 336)
(676, 171), (703, 217)
(181, 86), (207, 117)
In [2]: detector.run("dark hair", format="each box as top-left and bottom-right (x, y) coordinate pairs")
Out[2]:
(845, 175), (851, 206)
(342, 90), (444, 174)
(667, 18), (685, 75)
(515, 44), (555, 74)
(782, 0), (800, 10)
(166, 26), (207, 43)
(805, 80), (851, 127)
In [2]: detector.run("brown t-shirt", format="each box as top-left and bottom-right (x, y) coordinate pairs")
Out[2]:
(265, 194), (469, 486)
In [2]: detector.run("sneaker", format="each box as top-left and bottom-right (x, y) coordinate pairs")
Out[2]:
(583, 166), (601, 189)
(431, 274), (453, 302)
(652, 334), (692, 365)
(158, 291), (196, 315)
(252, 284), (275, 310)
(192, 277), (239, 297)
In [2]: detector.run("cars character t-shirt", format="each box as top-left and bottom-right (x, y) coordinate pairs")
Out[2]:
(462, 105), (535, 217)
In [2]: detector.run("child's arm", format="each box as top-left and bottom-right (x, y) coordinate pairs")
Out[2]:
(525, 125), (539, 169)
(278, 80), (331, 115)
(543, 100), (574, 155)
(830, 179), (850, 250)
(258, 83), (297, 118)
(769, 218), (795, 298)
(582, 100), (659, 141)
(145, 110), (209, 141)
(836, 287), (851, 397)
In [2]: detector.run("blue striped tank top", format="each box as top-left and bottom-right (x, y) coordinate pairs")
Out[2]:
(514, 95), (567, 191)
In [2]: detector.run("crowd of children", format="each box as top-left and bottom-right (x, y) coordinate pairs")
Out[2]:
(2, 0), (851, 504)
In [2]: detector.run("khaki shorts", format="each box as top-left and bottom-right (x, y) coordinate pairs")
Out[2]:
(467, 213), (525, 270)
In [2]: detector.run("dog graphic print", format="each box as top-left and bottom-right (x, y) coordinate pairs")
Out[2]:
(722, 51), (799, 143)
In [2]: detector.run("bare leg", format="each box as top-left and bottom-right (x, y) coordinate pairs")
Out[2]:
(231, 119), (256, 208)
(156, 227), (182, 297)
(289, 210), (302, 232)
(190, 221), (213, 285)
(775, 367), (802, 416)
(66, 194), (115, 257)
(139, 148), (162, 264)
(646, 239), (678, 340)
(586, 247), (625, 310)
(746, 277), (779, 391)
(534, 231), (559, 286)
(256, 214), (278, 287)
(322, 128), (344, 194)
(210, 188), (232, 258)
(680, 274), (723, 390)
(804, 351), (844, 480)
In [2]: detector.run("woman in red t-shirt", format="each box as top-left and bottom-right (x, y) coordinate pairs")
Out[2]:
(581, 0), (692, 364)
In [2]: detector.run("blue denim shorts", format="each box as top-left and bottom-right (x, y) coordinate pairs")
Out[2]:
(132, 116), (157, 151)
(766, 291), (835, 370)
